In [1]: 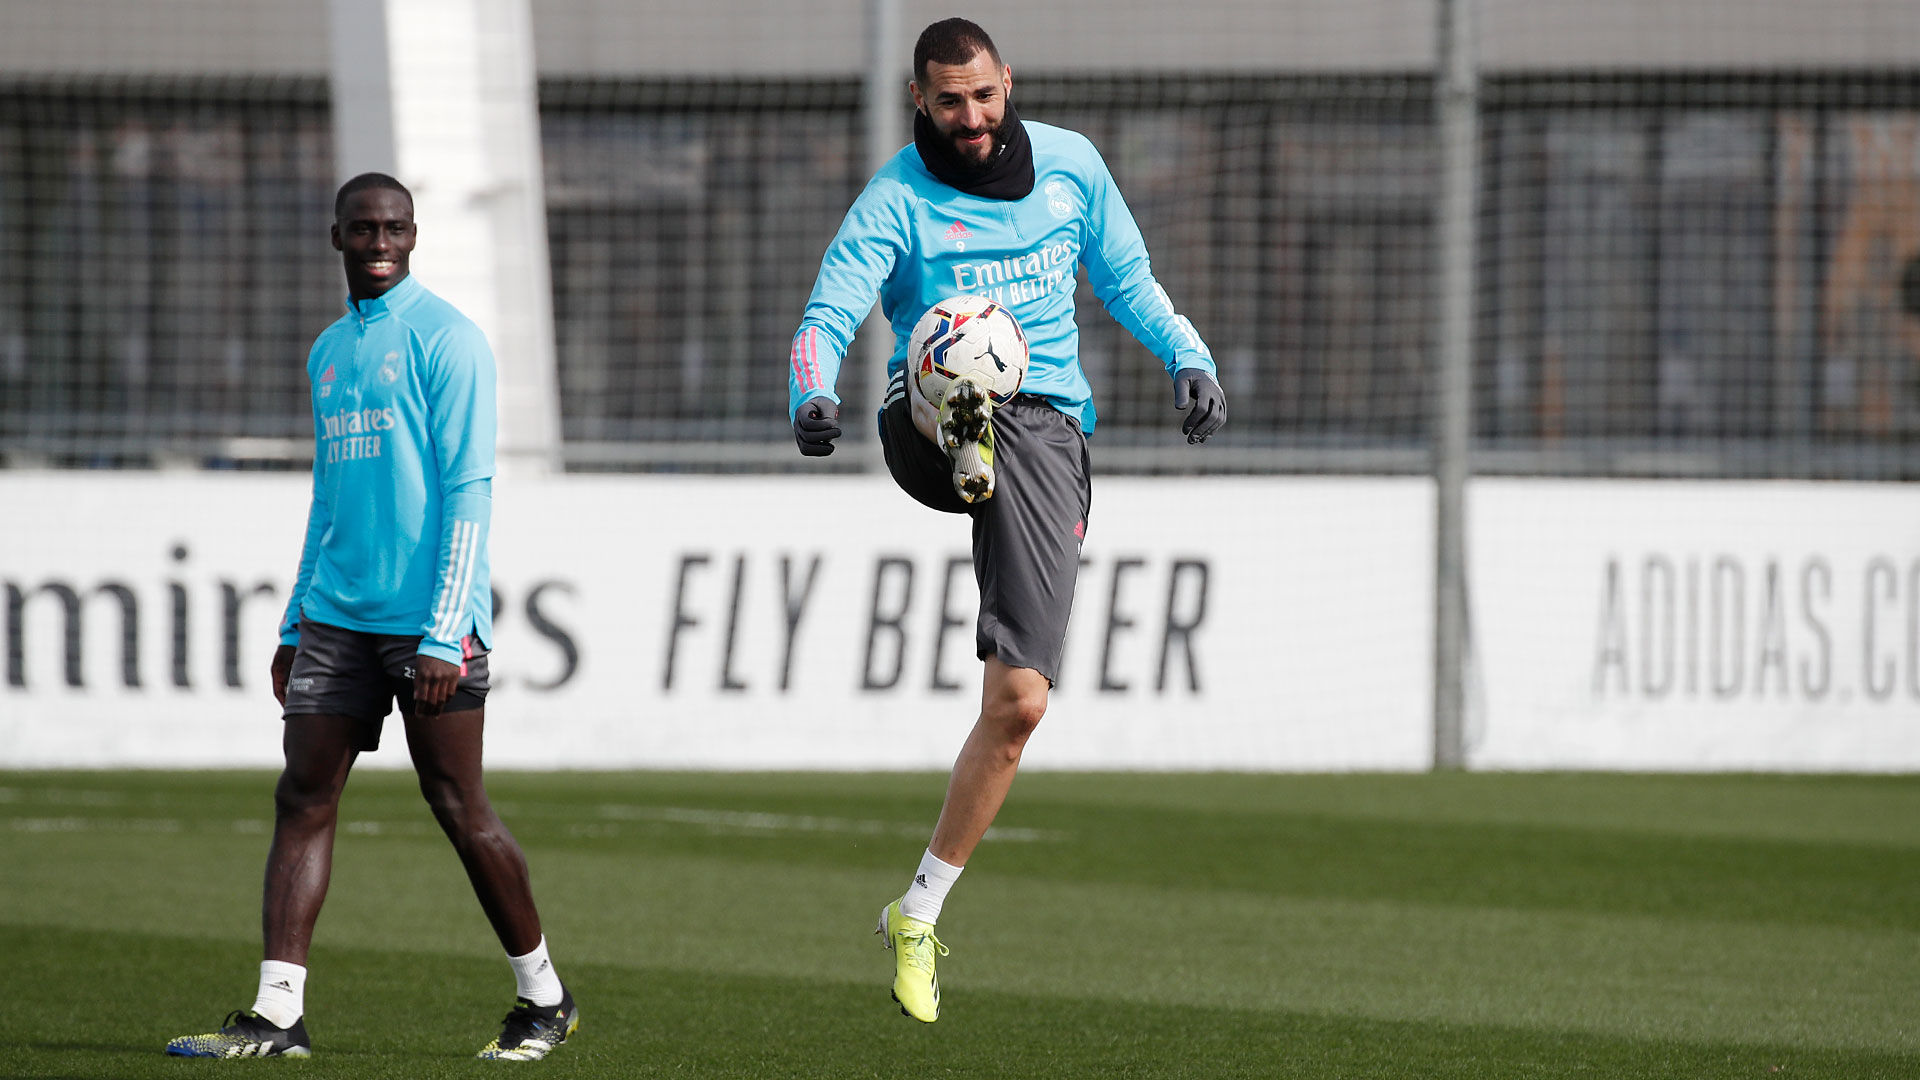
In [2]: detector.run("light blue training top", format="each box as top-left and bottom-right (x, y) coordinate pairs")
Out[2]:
(788, 120), (1215, 435)
(278, 274), (496, 666)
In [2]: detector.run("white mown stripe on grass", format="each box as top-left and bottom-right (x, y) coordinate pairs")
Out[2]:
(9, 816), (181, 833)
(590, 804), (1067, 843)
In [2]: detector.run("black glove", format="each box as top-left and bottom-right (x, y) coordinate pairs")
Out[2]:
(1172, 368), (1226, 444)
(793, 397), (842, 456)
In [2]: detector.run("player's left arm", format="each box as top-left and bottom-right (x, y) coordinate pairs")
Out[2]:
(416, 322), (497, 707)
(1079, 149), (1227, 443)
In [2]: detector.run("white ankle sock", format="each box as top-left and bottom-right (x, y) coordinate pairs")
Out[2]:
(509, 936), (563, 1007)
(251, 960), (306, 1029)
(898, 849), (964, 924)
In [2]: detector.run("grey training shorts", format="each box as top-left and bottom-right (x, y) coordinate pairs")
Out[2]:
(879, 370), (1092, 684)
(282, 616), (491, 750)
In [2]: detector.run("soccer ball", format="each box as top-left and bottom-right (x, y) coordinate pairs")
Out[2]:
(908, 295), (1029, 408)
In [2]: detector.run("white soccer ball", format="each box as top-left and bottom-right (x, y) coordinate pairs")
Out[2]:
(908, 295), (1029, 408)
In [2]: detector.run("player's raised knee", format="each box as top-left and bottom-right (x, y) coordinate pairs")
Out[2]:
(987, 690), (1046, 748)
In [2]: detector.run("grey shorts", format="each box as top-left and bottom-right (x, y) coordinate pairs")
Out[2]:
(879, 370), (1092, 684)
(283, 617), (491, 750)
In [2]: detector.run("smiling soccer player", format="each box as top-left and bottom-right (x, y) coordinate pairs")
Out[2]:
(165, 174), (577, 1062)
(785, 18), (1226, 1023)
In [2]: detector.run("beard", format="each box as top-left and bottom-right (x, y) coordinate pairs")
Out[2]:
(946, 118), (1010, 177)
(913, 103), (1032, 199)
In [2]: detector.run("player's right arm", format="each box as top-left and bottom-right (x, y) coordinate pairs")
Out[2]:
(273, 342), (335, 701)
(270, 644), (297, 705)
(278, 336), (341, 657)
(789, 173), (911, 454)
(278, 467), (329, 647)
(272, 465), (329, 702)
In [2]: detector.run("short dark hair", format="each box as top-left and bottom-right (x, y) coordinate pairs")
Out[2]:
(913, 18), (1002, 85)
(334, 172), (412, 220)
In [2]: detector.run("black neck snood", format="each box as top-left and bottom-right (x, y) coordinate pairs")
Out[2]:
(913, 104), (1035, 200)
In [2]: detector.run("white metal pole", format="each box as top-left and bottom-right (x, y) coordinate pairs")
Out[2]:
(858, 0), (905, 471)
(1433, 0), (1479, 770)
(327, 0), (562, 476)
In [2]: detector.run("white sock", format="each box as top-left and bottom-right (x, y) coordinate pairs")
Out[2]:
(251, 960), (306, 1029)
(509, 936), (564, 1007)
(898, 849), (964, 924)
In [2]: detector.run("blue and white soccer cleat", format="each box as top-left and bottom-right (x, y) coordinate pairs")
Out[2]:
(164, 1009), (312, 1058)
(476, 985), (578, 1061)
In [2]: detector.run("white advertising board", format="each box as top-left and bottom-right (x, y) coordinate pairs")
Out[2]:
(0, 473), (1433, 771)
(1470, 479), (1920, 771)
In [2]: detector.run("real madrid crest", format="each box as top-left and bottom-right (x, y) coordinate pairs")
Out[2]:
(1045, 179), (1074, 220)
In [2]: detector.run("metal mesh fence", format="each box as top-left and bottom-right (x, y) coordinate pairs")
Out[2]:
(0, 2), (1915, 478)
(1478, 74), (1920, 478)
(537, 74), (1439, 473)
(0, 78), (334, 468)
(539, 79), (867, 464)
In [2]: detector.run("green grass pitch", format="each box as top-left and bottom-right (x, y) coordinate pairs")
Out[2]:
(3, 769), (1916, 1078)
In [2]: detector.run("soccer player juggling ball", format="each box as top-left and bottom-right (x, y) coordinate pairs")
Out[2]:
(788, 19), (1225, 1022)
(166, 174), (577, 1061)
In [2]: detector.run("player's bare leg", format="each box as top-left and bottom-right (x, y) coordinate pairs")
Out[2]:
(403, 706), (541, 955)
(929, 657), (1049, 865)
(163, 716), (358, 1056)
(878, 656), (1048, 1021)
(404, 706), (577, 1060)
(263, 715), (362, 965)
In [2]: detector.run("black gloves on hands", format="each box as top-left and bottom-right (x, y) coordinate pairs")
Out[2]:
(1173, 368), (1226, 444)
(799, 373), (1218, 453)
(793, 397), (842, 456)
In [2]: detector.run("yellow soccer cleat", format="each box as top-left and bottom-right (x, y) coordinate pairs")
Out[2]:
(938, 375), (997, 504)
(875, 900), (949, 1022)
